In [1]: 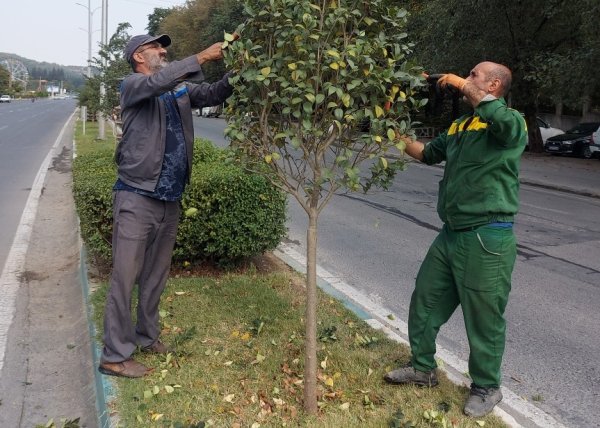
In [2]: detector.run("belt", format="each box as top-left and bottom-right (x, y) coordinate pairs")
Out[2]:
(452, 222), (513, 232)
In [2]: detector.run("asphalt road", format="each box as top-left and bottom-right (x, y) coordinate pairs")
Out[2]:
(0, 100), (97, 427)
(193, 117), (600, 427)
(0, 98), (78, 270)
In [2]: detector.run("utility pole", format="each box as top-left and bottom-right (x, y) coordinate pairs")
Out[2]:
(76, 0), (100, 78)
(98, 0), (108, 139)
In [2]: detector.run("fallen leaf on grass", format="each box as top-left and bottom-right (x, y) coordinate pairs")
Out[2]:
(251, 353), (266, 364)
(223, 394), (235, 403)
(174, 291), (187, 296)
(224, 361), (234, 366)
(339, 402), (350, 410)
(320, 356), (328, 370)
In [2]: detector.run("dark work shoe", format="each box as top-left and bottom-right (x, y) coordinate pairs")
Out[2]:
(141, 340), (170, 355)
(98, 359), (152, 378)
(383, 365), (438, 387)
(463, 385), (503, 417)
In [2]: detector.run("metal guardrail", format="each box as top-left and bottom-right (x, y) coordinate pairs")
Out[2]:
(414, 127), (438, 139)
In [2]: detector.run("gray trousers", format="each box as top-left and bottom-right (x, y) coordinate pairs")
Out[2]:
(101, 190), (180, 363)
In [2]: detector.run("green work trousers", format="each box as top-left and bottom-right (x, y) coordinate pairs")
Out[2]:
(408, 224), (517, 387)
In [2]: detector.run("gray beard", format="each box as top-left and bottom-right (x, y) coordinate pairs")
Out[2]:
(149, 57), (168, 73)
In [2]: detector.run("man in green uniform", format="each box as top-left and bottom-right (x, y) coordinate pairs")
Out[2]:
(384, 62), (527, 417)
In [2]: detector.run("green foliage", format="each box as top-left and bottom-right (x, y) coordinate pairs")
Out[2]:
(176, 140), (287, 264)
(160, 0), (245, 82)
(72, 138), (286, 273)
(0, 65), (11, 93)
(72, 147), (117, 273)
(408, 0), (600, 113)
(224, 0), (426, 208)
(146, 7), (173, 36)
(78, 23), (132, 117)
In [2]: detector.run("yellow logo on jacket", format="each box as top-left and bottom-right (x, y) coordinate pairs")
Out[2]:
(447, 116), (488, 136)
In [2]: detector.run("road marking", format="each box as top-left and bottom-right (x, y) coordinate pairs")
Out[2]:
(275, 243), (566, 428)
(0, 110), (76, 372)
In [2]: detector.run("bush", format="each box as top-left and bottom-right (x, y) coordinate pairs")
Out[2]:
(72, 139), (287, 273)
(72, 148), (117, 274)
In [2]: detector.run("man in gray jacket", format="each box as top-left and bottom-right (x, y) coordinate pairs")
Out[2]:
(99, 34), (233, 378)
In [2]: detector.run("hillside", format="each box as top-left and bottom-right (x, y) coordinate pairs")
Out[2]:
(0, 52), (87, 90)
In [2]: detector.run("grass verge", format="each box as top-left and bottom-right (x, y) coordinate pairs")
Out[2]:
(90, 255), (506, 428)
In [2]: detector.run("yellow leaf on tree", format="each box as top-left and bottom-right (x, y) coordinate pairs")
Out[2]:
(260, 67), (271, 77)
(327, 50), (340, 58)
(375, 105), (385, 118)
(387, 128), (396, 141)
(288, 63), (297, 70)
(330, 63), (339, 70)
(342, 94), (351, 108)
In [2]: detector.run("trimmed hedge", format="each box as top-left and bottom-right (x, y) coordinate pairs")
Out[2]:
(72, 139), (287, 274)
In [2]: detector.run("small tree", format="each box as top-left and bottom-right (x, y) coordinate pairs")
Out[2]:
(79, 23), (132, 119)
(224, 0), (425, 414)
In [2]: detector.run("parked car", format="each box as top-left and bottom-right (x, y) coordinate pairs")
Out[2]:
(536, 117), (564, 143)
(0, 94), (11, 103)
(524, 115), (564, 149)
(544, 122), (600, 159)
(591, 125), (600, 159)
(195, 105), (222, 118)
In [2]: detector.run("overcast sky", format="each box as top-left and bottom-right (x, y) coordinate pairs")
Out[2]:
(0, 0), (186, 67)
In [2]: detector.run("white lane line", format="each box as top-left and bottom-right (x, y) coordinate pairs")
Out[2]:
(275, 243), (566, 428)
(0, 110), (76, 372)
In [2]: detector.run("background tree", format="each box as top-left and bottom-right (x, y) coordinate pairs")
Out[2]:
(160, 0), (244, 82)
(0, 65), (10, 93)
(79, 23), (131, 118)
(407, 0), (600, 152)
(146, 7), (173, 36)
(224, 0), (426, 414)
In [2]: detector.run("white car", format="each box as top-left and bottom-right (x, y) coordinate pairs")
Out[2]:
(525, 116), (564, 148)
(590, 124), (600, 158)
(0, 95), (11, 103)
(536, 117), (564, 143)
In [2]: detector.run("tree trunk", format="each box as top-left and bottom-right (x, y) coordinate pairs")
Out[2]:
(303, 209), (319, 414)
(554, 101), (563, 130)
(524, 104), (543, 153)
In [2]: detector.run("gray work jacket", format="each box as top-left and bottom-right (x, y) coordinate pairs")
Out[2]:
(116, 55), (232, 192)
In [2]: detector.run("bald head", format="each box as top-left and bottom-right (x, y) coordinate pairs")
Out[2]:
(475, 61), (512, 97)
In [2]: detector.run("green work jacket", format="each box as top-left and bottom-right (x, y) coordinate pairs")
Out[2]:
(422, 97), (527, 230)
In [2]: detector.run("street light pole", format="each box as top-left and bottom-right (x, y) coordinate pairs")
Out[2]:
(98, 0), (108, 139)
(76, 1), (100, 78)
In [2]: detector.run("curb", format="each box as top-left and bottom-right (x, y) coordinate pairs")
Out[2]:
(79, 244), (115, 428)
